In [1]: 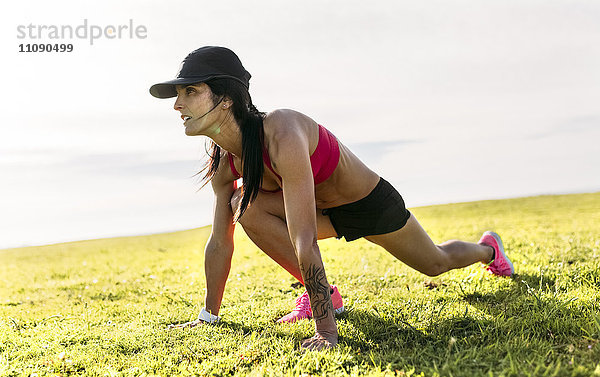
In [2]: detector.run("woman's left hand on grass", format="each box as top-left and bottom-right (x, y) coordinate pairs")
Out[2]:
(167, 319), (206, 329)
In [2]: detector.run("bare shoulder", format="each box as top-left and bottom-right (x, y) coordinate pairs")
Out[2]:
(263, 109), (316, 152)
(263, 109), (315, 140)
(263, 109), (315, 171)
(264, 108), (309, 124)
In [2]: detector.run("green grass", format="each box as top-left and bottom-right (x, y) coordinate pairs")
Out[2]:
(1, 193), (599, 376)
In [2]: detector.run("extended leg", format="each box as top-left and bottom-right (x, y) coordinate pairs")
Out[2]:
(365, 214), (494, 277)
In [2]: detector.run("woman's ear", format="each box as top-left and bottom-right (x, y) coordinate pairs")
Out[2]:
(222, 97), (232, 109)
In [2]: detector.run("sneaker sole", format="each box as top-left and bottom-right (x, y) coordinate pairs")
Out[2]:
(484, 231), (514, 275)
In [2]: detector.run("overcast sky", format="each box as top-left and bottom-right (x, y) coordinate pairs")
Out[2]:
(1, 0), (599, 249)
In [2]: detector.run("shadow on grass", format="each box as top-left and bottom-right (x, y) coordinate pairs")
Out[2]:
(332, 308), (493, 373)
(461, 273), (557, 316)
(336, 308), (433, 350)
(342, 271), (594, 368)
(462, 272), (595, 342)
(328, 273), (596, 372)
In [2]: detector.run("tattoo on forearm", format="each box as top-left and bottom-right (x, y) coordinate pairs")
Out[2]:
(302, 263), (333, 323)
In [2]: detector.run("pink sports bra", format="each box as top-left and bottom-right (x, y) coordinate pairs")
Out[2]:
(227, 124), (340, 192)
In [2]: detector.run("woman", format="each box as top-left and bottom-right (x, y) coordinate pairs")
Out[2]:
(149, 46), (514, 351)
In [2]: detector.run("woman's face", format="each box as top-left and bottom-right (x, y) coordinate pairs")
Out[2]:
(173, 83), (221, 136)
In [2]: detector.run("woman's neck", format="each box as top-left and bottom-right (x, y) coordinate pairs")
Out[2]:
(204, 113), (243, 157)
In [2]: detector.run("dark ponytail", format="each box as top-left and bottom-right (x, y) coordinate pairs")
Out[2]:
(199, 79), (266, 222)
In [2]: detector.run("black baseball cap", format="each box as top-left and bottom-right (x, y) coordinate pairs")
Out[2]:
(149, 46), (251, 99)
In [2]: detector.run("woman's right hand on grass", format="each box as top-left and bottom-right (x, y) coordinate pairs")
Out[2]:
(301, 331), (338, 351)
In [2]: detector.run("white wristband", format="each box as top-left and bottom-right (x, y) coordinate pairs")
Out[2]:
(197, 307), (220, 324)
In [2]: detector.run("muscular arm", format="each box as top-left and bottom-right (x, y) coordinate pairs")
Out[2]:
(203, 155), (237, 316)
(268, 113), (338, 347)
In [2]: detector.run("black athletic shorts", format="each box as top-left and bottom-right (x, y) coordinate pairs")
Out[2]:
(321, 177), (411, 242)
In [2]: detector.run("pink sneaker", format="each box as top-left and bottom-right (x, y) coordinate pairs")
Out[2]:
(478, 231), (514, 277)
(328, 285), (345, 316)
(277, 285), (345, 323)
(277, 290), (311, 323)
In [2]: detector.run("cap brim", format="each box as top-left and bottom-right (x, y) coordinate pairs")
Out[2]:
(149, 77), (205, 99)
(149, 74), (250, 99)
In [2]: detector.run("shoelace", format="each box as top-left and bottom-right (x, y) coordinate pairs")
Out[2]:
(487, 259), (510, 274)
(294, 291), (311, 312)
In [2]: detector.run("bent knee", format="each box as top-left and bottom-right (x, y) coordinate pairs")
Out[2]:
(229, 187), (262, 227)
(422, 264), (447, 277)
(420, 247), (450, 277)
(229, 187), (285, 229)
(230, 187), (243, 211)
(229, 187), (254, 225)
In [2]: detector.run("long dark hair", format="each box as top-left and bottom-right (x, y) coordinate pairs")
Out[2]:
(199, 79), (266, 222)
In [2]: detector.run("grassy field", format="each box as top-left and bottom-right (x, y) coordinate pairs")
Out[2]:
(1, 193), (599, 376)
